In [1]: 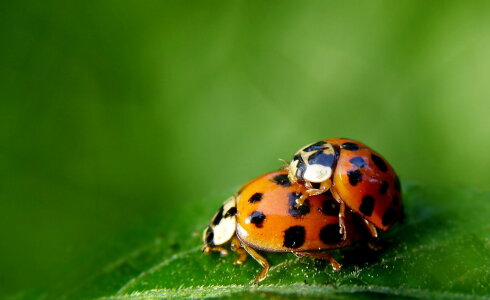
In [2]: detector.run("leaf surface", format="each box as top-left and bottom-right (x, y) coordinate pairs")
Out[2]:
(63, 185), (490, 299)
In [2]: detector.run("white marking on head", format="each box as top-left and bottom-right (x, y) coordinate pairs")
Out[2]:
(303, 164), (332, 183)
(212, 215), (236, 245)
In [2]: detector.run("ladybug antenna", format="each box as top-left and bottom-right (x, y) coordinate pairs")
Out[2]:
(278, 158), (289, 170)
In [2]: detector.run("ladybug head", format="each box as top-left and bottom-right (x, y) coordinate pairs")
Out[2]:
(202, 196), (237, 249)
(288, 141), (336, 184)
(288, 153), (306, 183)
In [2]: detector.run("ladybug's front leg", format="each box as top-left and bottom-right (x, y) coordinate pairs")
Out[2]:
(305, 179), (331, 196)
(295, 180), (332, 208)
(230, 236), (248, 265)
(202, 245), (228, 256)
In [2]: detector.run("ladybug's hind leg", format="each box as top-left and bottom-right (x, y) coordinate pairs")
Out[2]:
(297, 252), (341, 272)
(362, 219), (379, 239)
(240, 242), (270, 283)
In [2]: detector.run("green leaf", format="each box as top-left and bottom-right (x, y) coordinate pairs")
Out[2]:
(60, 184), (489, 299)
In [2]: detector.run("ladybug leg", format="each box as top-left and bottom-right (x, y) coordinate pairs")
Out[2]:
(202, 245), (228, 256)
(295, 192), (308, 208)
(339, 201), (347, 240)
(367, 240), (384, 251)
(314, 179), (332, 194)
(305, 179), (331, 196)
(241, 242), (270, 283)
(230, 236), (248, 265)
(297, 252), (341, 272)
(363, 219), (379, 239)
(331, 189), (347, 241)
(295, 180), (332, 208)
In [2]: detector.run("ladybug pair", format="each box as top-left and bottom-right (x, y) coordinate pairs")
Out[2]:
(202, 138), (403, 283)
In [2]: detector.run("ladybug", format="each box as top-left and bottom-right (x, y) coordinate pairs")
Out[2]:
(202, 170), (369, 283)
(287, 138), (403, 238)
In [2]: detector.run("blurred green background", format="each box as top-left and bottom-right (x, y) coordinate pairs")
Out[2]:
(1, 0), (490, 298)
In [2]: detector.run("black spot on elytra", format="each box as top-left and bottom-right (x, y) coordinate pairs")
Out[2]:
(248, 193), (263, 203)
(342, 142), (359, 151)
(371, 154), (387, 172)
(359, 195), (375, 217)
(319, 198), (340, 216)
(349, 156), (366, 168)
(308, 151), (335, 167)
(273, 174), (291, 187)
(303, 141), (326, 152)
(224, 207), (237, 218)
(394, 175), (401, 192)
(320, 224), (343, 244)
(204, 227), (214, 245)
(379, 181), (389, 195)
(212, 206), (224, 225)
(392, 196), (400, 206)
(347, 169), (362, 186)
(288, 192), (310, 217)
(248, 211), (266, 228)
(283, 226), (305, 248)
(382, 207), (396, 226)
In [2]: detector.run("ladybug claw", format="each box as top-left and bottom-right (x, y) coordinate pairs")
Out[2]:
(367, 241), (384, 251)
(294, 193), (308, 208)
